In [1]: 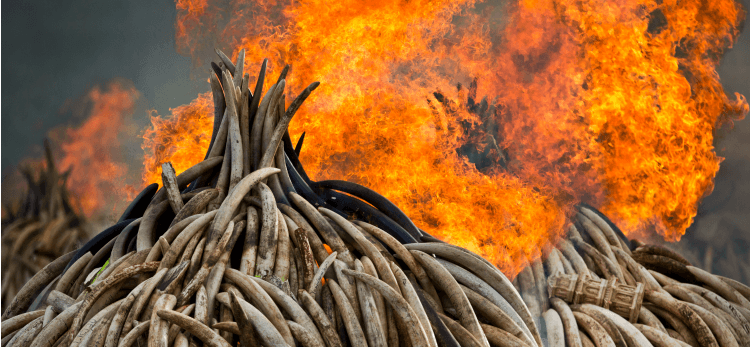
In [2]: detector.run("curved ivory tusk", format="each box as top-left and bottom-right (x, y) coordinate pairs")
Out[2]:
(253, 277), (326, 347)
(307, 251), (338, 301)
(67, 262), (159, 342)
(411, 250), (490, 347)
(203, 167), (280, 262)
(404, 242), (540, 347)
(342, 268), (429, 347)
(157, 309), (232, 347)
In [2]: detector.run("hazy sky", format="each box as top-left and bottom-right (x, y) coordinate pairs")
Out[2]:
(1, 0), (203, 171)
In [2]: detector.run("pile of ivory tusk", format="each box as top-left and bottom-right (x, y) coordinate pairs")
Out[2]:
(0, 48), (543, 347)
(1, 139), (91, 312)
(519, 204), (750, 347)
(4, 46), (750, 347)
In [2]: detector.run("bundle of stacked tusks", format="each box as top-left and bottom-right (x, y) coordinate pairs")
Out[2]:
(519, 206), (750, 347)
(0, 47), (537, 347)
(2, 139), (90, 312)
(2, 46), (749, 347)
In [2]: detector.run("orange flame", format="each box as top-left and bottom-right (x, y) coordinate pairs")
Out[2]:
(142, 0), (748, 275)
(141, 93), (214, 184)
(47, 79), (141, 219)
(579, 0), (749, 239)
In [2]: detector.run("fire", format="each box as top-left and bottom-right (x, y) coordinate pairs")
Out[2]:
(141, 0), (748, 274)
(567, 0), (749, 240)
(47, 79), (141, 219)
(141, 93), (214, 184)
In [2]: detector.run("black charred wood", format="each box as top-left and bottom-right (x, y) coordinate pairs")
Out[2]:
(318, 188), (417, 244)
(118, 183), (159, 222)
(311, 180), (423, 240)
(283, 132), (311, 184)
(417, 287), (460, 347)
(294, 132), (306, 156)
(62, 218), (137, 276)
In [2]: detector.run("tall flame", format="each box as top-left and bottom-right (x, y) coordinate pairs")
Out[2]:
(48, 79), (141, 219)
(141, 0), (748, 274)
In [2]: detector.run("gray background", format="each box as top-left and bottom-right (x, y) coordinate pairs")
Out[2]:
(2, 0), (199, 171)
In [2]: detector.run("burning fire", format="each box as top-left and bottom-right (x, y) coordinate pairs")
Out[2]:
(140, 0), (748, 274)
(141, 93), (214, 184)
(47, 79), (141, 219)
